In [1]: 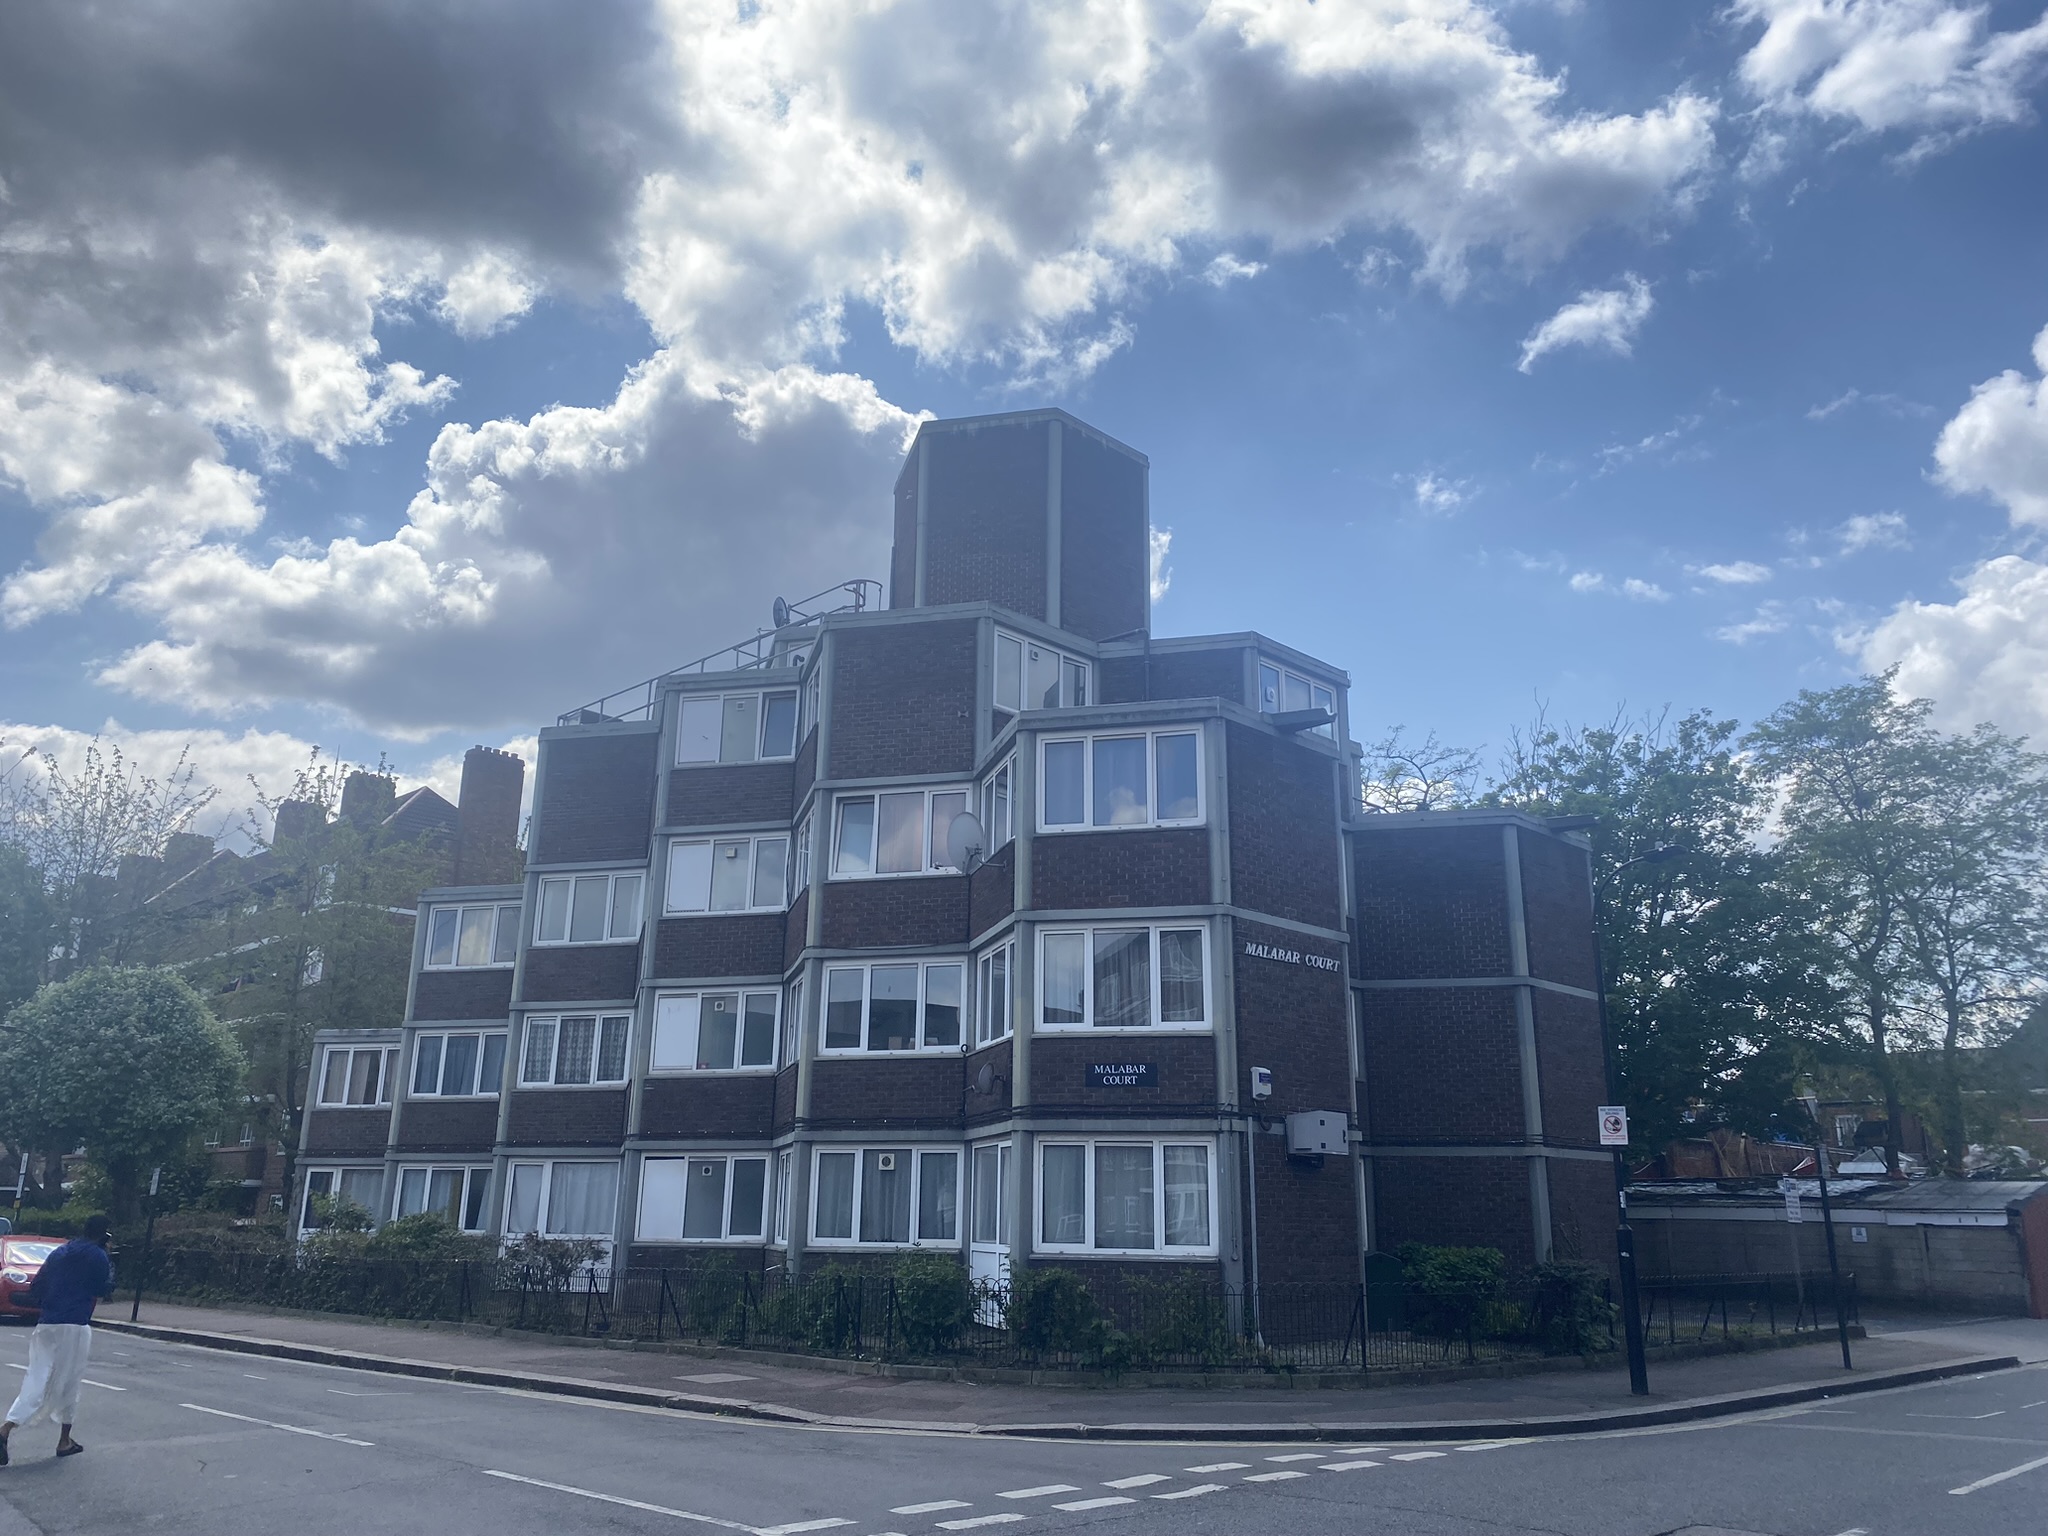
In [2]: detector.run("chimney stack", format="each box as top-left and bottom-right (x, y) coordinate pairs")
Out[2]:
(455, 746), (524, 885)
(340, 770), (397, 826)
(271, 799), (326, 847)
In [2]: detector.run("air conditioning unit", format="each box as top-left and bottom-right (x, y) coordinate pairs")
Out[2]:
(1285, 1112), (1347, 1158)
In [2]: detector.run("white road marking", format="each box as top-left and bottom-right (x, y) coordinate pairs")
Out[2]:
(1320, 1460), (1381, 1471)
(756, 1523), (853, 1535)
(1910, 1411), (2006, 1421)
(679, 1372), (758, 1384)
(889, 1502), (969, 1514)
(1153, 1484), (1225, 1500)
(2021, 1400), (2048, 1410)
(1052, 1497), (1133, 1511)
(1104, 1474), (1170, 1488)
(1340, 1446), (1388, 1453)
(997, 1484), (1077, 1499)
(936, 1517), (1027, 1530)
(481, 1469), (761, 1531)
(1828, 1528), (1870, 1535)
(181, 1403), (372, 1447)
(1184, 1462), (1247, 1473)
(1390, 1451), (1446, 1461)
(1243, 1470), (1307, 1483)
(1264, 1453), (1323, 1462)
(3, 1363), (123, 1391)
(328, 1388), (408, 1397)
(1950, 1452), (2048, 1496)
(1454, 1441), (1519, 1451)
(242, 1373), (268, 1380)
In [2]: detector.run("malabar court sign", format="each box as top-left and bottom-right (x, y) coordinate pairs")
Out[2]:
(1242, 940), (1343, 972)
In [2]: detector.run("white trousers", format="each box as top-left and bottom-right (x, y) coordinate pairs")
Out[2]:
(6, 1323), (91, 1430)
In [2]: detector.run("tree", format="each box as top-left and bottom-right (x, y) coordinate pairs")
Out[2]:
(1359, 726), (1483, 813)
(0, 967), (243, 1223)
(0, 843), (51, 1020)
(1490, 709), (1838, 1153)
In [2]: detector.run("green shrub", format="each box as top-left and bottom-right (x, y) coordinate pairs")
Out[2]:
(892, 1250), (971, 1355)
(1394, 1242), (1507, 1346)
(1007, 1266), (1116, 1362)
(1124, 1273), (1242, 1367)
(1529, 1259), (1614, 1355)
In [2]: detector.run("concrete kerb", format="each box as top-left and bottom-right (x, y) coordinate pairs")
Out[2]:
(93, 1318), (2019, 1443)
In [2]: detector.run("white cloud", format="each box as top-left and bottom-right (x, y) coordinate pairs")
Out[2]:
(1836, 510), (1911, 551)
(1201, 253), (1267, 287)
(1149, 527), (1175, 605)
(1517, 274), (1654, 372)
(1412, 473), (1471, 512)
(1567, 570), (1669, 601)
(1806, 385), (1932, 419)
(1622, 576), (1672, 602)
(1733, 0), (2048, 151)
(1933, 321), (2048, 526)
(1717, 601), (1794, 643)
(1694, 560), (1774, 583)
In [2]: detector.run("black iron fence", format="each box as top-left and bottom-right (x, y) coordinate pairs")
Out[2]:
(127, 1247), (1851, 1376)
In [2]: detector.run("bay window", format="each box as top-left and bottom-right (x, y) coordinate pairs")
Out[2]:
(651, 991), (778, 1072)
(979, 759), (1015, 852)
(411, 1031), (508, 1097)
(676, 689), (800, 765)
(425, 902), (520, 968)
(393, 1165), (492, 1231)
(520, 1014), (631, 1086)
(300, 1167), (383, 1231)
(811, 1147), (960, 1246)
(1038, 926), (1209, 1031)
(821, 961), (965, 1053)
(665, 834), (788, 914)
(534, 871), (642, 944)
(831, 786), (970, 876)
(994, 631), (1088, 715)
(975, 942), (1012, 1046)
(1039, 730), (1202, 830)
(1037, 1140), (1216, 1255)
(318, 1045), (396, 1106)
(505, 1159), (619, 1242)
(1258, 661), (1337, 738)
(637, 1154), (770, 1242)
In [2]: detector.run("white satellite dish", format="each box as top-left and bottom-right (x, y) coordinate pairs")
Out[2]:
(944, 811), (986, 875)
(772, 596), (792, 629)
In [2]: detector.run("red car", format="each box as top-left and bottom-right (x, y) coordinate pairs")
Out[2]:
(0, 1235), (62, 1321)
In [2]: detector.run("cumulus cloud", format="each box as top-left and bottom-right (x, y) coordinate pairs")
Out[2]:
(1733, 0), (2048, 151)
(1717, 602), (1794, 643)
(1412, 473), (1471, 512)
(1933, 321), (2048, 525)
(1149, 527), (1175, 605)
(1201, 254), (1267, 287)
(1517, 274), (1654, 372)
(1568, 570), (1669, 601)
(1694, 560), (1774, 583)
(1836, 510), (1911, 551)
(0, 0), (1720, 738)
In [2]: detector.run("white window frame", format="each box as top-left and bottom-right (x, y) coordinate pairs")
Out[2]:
(1257, 659), (1338, 739)
(819, 959), (969, 1055)
(1036, 925), (1211, 1032)
(502, 1159), (621, 1246)
(975, 941), (1013, 1046)
(782, 976), (805, 1070)
(675, 689), (802, 766)
(1037, 729), (1205, 832)
(979, 758), (1016, 853)
(636, 1153), (772, 1243)
(808, 1145), (962, 1249)
(650, 990), (780, 1073)
(829, 786), (974, 878)
(409, 1030), (509, 1098)
(533, 871), (643, 945)
(392, 1164), (494, 1232)
(1034, 1138), (1219, 1257)
(994, 629), (1090, 714)
(792, 812), (813, 895)
(773, 1148), (793, 1245)
(316, 1045), (397, 1107)
(519, 1013), (633, 1087)
(664, 834), (790, 915)
(299, 1166), (385, 1232)
(424, 902), (521, 969)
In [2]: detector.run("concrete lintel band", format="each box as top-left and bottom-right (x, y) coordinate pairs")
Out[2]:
(1352, 974), (1598, 1002)
(1360, 1144), (1612, 1164)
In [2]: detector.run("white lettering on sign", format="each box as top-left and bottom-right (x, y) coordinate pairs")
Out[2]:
(1243, 941), (1342, 972)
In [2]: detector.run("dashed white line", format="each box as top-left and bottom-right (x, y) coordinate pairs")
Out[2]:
(1243, 1470), (1307, 1483)
(1104, 1474), (1171, 1488)
(1265, 1453), (1324, 1462)
(756, 1522), (854, 1535)
(1185, 1462), (1248, 1473)
(1153, 1484), (1226, 1500)
(1390, 1451), (1446, 1461)
(1340, 1446), (1388, 1453)
(890, 1502), (970, 1515)
(1052, 1497), (1133, 1512)
(1950, 1452), (2048, 1496)
(4, 1362), (123, 1391)
(935, 1516), (1026, 1530)
(997, 1485), (1077, 1499)
(1320, 1460), (1381, 1472)
(182, 1404), (372, 1447)
(481, 1469), (759, 1530)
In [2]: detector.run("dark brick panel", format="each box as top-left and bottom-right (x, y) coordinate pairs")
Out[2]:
(1533, 990), (1606, 1150)
(793, 731), (817, 810)
(666, 762), (794, 828)
(819, 879), (971, 949)
(520, 944), (641, 1003)
(828, 620), (979, 779)
(652, 916), (786, 981)
(1359, 987), (1525, 1144)
(1031, 828), (1208, 911)
(639, 1076), (777, 1139)
(1058, 428), (1147, 642)
(531, 731), (658, 864)
(626, 1244), (770, 1275)
(394, 1098), (498, 1155)
(1518, 829), (1598, 991)
(1233, 919), (1350, 1118)
(1372, 1155), (1537, 1271)
(921, 420), (1048, 619)
(1099, 647), (1248, 707)
(807, 1057), (965, 1130)
(505, 1089), (627, 1147)
(1029, 1033), (1217, 1115)
(1226, 724), (1342, 930)
(411, 968), (514, 1023)
(784, 890), (809, 973)
(303, 1108), (391, 1156)
(774, 1064), (798, 1134)
(969, 843), (1015, 940)
(1250, 1135), (1358, 1288)
(1351, 824), (1512, 981)
(1545, 1156), (1620, 1278)
(1015, 1258), (1222, 1289)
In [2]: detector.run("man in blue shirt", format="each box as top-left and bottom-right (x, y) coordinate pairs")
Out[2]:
(1, 1215), (115, 1464)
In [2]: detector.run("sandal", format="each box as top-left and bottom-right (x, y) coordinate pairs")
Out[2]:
(55, 1442), (82, 1458)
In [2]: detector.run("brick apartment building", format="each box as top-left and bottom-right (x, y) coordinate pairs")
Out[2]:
(295, 409), (1613, 1295)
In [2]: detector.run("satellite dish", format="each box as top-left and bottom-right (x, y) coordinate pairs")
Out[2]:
(974, 1062), (996, 1096)
(944, 811), (986, 875)
(772, 596), (791, 629)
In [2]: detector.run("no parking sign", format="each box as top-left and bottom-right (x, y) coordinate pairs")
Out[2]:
(1598, 1106), (1628, 1146)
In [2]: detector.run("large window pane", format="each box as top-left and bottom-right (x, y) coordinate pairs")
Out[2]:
(1159, 930), (1205, 1023)
(412, 1035), (443, 1096)
(597, 1016), (630, 1081)
(456, 906), (495, 966)
(709, 840), (750, 911)
(506, 1163), (543, 1236)
(555, 1017), (596, 1085)
(463, 1169), (490, 1230)
(1041, 1145), (1085, 1245)
(1164, 1146), (1211, 1247)
(995, 634), (1023, 711)
(568, 876), (608, 942)
(1063, 657), (1088, 707)
(698, 994), (739, 1070)
(494, 907), (520, 963)
(761, 691), (798, 758)
(753, 837), (788, 908)
(322, 1048), (350, 1104)
(427, 908), (459, 967)
(720, 694), (759, 763)
(993, 765), (1011, 843)
(651, 995), (698, 1070)
(1042, 741), (1084, 826)
(741, 993), (777, 1067)
(609, 875), (642, 938)
(546, 1162), (618, 1237)
(682, 1158), (728, 1239)
(876, 792), (924, 873)
(814, 1152), (855, 1239)
(729, 1158), (768, 1237)
(972, 1145), (1002, 1245)
(338, 1167), (382, 1212)
(1042, 933), (1086, 1025)
(918, 1152), (958, 1241)
(834, 797), (875, 875)
(428, 1168), (463, 1223)
(1093, 929), (1150, 1029)
(523, 1020), (557, 1084)
(1155, 733), (1199, 822)
(677, 697), (721, 763)
(860, 1150), (912, 1243)
(1028, 645), (1060, 709)
(929, 791), (968, 869)
(537, 878), (569, 941)
(1095, 1145), (1155, 1250)
(348, 1049), (381, 1105)
(824, 969), (864, 1050)
(397, 1167), (428, 1219)
(479, 1033), (507, 1095)
(868, 965), (918, 1051)
(440, 1033), (480, 1096)
(1092, 737), (1149, 827)
(1283, 671), (1312, 711)
(667, 841), (711, 912)
(923, 964), (962, 1048)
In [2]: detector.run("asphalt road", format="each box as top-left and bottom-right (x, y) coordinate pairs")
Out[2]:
(0, 1323), (2043, 1536)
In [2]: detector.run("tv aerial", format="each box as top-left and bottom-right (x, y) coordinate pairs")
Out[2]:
(944, 811), (986, 875)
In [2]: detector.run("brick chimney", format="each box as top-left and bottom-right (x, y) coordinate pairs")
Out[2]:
(455, 746), (524, 885)
(271, 799), (326, 847)
(339, 769), (397, 826)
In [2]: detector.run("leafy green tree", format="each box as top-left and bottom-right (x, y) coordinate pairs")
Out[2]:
(0, 843), (51, 1019)
(0, 967), (244, 1223)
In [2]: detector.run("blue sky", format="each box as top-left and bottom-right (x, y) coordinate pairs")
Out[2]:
(4, 0), (2047, 822)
